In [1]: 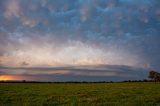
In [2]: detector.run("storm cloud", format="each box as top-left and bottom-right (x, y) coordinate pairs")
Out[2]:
(0, 0), (160, 81)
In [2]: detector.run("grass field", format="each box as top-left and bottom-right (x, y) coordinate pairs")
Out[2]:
(0, 82), (160, 106)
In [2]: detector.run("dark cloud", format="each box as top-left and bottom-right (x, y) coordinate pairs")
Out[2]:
(0, 64), (148, 81)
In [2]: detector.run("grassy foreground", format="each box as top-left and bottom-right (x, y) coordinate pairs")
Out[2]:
(0, 82), (160, 106)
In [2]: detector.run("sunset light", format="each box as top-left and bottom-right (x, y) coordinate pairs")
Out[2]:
(0, 75), (16, 81)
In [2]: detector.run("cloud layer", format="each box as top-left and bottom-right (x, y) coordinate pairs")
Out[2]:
(0, 64), (148, 81)
(0, 0), (160, 81)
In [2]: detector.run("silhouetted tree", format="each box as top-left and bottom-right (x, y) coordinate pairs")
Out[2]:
(148, 70), (160, 82)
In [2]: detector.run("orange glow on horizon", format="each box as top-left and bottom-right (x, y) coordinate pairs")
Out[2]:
(0, 75), (14, 81)
(0, 75), (24, 81)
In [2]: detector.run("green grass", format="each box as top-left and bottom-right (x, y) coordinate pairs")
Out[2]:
(0, 82), (160, 106)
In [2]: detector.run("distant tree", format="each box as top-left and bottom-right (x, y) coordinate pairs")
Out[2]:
(22, 80), (26, 83)
(148, 70), (160, 82)
(143, 79), (148, 82)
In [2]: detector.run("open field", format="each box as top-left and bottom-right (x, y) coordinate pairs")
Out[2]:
(0, 82), (160, 106)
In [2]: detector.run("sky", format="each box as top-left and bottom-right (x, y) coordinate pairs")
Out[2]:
(0, 0), (160, 81)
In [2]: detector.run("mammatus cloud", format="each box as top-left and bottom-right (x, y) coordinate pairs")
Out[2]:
(4, 0), (21, 18)
(0, 0), (159, 81)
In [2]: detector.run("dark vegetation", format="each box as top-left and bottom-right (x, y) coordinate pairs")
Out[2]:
(148, 70), (160, 82)
(0, 79), (155, 83)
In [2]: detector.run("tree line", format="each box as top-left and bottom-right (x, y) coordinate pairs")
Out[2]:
(148, 70), (160, 82)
